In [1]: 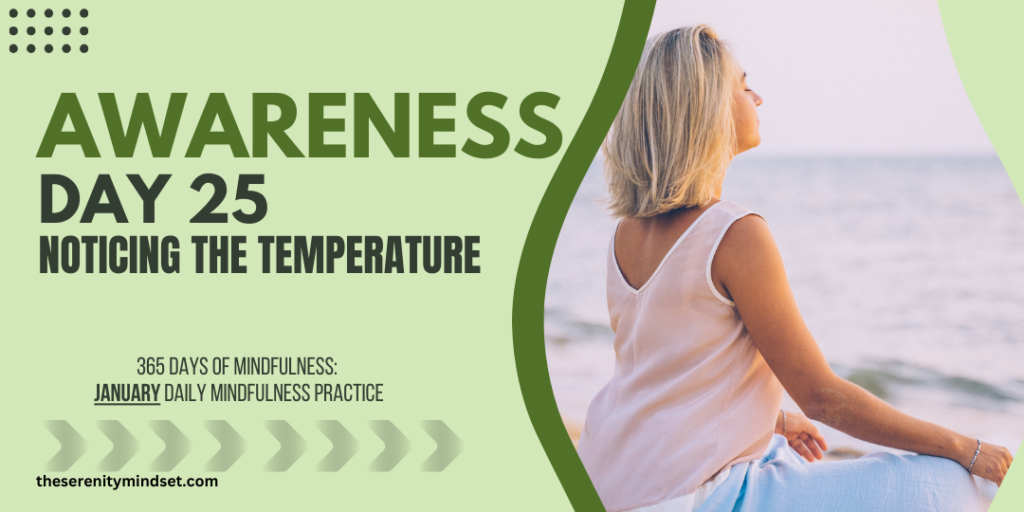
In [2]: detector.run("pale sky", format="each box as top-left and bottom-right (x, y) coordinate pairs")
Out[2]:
(649, 0), (994, 156)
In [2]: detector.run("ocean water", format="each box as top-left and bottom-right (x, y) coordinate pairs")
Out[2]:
(544, 153), (1024, 496)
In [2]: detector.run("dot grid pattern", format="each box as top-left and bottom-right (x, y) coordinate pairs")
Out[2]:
(8, 7), (89, 54)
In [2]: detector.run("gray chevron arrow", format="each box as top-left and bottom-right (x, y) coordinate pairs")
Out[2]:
(421, 420), (463, 472)
(265, 420), (306, 472)
(97, 420), (139, 471)
(368, 420), (410, 472)
(316, 420), (359, 472)
(44, 420), (87, 471)
(204, 420), (247, 472)
(149, 420), (192, 472)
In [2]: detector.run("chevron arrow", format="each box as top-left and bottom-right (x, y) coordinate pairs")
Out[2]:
(44, 420), (87, 471)
(149, 420), (192, 472)
(204, 420), (247, 472)
(368, 420), (410, 471)
(97, 420), (139, 471)
(316, 420), (359, 472)
(421, 420), (463, 471)
(265, 420), (306, 472)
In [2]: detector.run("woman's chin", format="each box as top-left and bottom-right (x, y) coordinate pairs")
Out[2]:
(736, 141), (760, 155)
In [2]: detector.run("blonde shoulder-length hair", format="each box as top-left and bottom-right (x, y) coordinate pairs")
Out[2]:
(604, 24), (739, 219)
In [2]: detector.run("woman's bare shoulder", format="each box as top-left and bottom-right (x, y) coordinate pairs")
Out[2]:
(712, 212), (784, 291)
(719, 212), (776, 259)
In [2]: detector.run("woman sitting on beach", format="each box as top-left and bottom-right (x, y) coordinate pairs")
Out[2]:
(575, 24), (1013, 512)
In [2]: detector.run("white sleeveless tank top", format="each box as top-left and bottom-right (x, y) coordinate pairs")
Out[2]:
(577, 200), (784, 512)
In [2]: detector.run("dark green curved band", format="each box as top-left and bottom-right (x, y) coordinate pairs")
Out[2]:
(511, 1), (656, 511)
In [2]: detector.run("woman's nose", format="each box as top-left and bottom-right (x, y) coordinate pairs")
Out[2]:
(754, 91), (763, 107)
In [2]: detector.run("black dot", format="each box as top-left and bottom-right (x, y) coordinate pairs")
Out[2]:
(27, 26), (35, 35)
(45, 43), (53, 53)
(80, 9), (88, 18)
(9, 9), (16, 18)
(45, 9), (53, 18)
(62, 26), (70, 35)
(79, 26), (87, 35)
(9, 44), (16, 53)
(27, 44), (35, 53)
(62, 43), (70, 53)
(27, 9), (35, 18)
(45, 26), (53, 35)
(8, 26), (16, 36)
(62, 9), (70, 18)
(79, 44), (87, 53)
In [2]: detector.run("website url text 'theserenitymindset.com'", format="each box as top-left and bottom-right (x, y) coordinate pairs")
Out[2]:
(36, 474), (217, 490)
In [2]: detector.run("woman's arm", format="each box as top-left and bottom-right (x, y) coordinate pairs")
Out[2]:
(713, 215), (1013, 485)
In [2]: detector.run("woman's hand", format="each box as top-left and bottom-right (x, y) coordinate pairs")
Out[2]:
(962, 440), (1014, 487)
(776, 410), (828, 462)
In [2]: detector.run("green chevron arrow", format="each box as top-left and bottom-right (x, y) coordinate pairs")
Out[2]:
(204, 420), (247, 472)
(44, 420), (87, 472)
(420, 420), (463, 472)
(149, 420), (192, 472)
(316, 420), (359, 472)
(265, 420), (306, 472)
(368, 420), (410, 472)
(97, 420), (139, 472)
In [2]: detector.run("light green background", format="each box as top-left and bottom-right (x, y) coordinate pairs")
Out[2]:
(0, 1), (622, 509)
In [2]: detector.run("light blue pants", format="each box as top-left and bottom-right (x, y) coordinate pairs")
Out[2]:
(697, 434), (985, 512)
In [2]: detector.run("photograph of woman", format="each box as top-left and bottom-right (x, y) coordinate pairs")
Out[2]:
(567, 24), (1015, 512)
